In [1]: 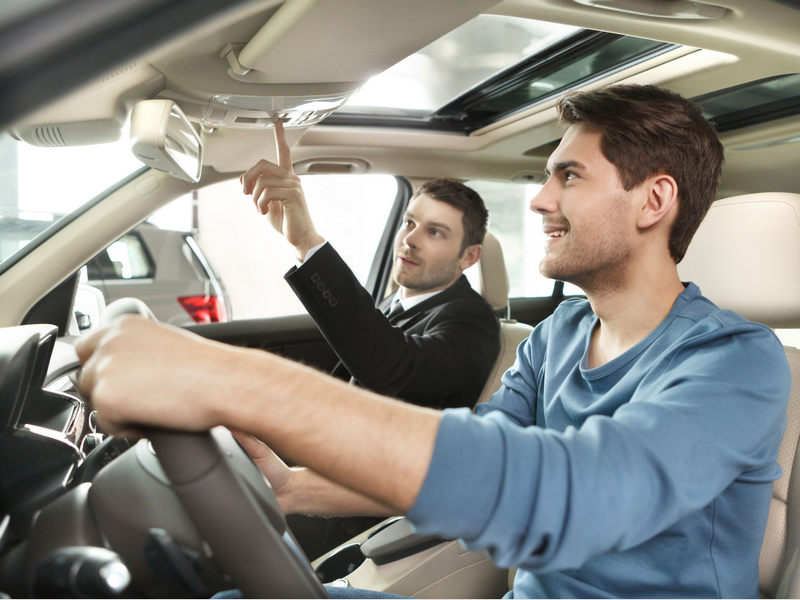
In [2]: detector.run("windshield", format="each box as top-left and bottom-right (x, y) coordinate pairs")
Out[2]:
(0, 131), (142, 270)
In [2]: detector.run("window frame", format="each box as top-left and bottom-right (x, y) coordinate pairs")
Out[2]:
(366, 176), (413, 301)
(85, 229), (156, 282)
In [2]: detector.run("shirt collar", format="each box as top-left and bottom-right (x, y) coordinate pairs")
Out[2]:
(393, 288), (443, 312)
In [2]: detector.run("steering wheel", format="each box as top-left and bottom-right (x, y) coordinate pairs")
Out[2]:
(99, 298), (327, 598)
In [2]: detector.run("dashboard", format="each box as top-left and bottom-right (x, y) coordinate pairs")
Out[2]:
(0, 323), (311, 597)
(0, 325), (129, 565)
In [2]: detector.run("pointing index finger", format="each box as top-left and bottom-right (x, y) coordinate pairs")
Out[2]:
(274, 120), (293, 173)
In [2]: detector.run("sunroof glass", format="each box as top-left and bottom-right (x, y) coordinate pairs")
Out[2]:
(695, 74), (800, 132)
(340, 15), (579, 116)
(460, 36), (668, 120)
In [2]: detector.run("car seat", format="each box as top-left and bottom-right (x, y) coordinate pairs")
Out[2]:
(469, 231), (534, 404)
(678, 192), (800, 599)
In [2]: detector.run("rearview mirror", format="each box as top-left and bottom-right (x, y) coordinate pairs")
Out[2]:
(130, 99), (202, 182)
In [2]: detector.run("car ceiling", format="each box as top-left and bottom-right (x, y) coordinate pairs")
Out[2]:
(5, 0), (800, 198)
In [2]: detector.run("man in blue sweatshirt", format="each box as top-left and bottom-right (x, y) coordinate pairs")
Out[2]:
(78, 84), (791, 598)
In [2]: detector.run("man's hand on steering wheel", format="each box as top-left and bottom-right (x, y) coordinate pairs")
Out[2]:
(75, 316), (245, 436)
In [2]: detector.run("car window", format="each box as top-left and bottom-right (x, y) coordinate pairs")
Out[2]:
(774, 329), (800, 349)
(86, 233), (154, 280)
(156, 174), (399, 321)
(0, 131), (142, 271)
(466, 180), (582, 298)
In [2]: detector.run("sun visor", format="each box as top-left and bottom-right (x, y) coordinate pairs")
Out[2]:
(229, 0), (499, 84)
(153, 0), (498, 130)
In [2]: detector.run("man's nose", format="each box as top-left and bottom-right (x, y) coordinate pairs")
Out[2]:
(529, 179), (558, 215)
(403, 228), (421, 248)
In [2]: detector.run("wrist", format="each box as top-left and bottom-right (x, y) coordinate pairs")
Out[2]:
(295, 233), (326, 263)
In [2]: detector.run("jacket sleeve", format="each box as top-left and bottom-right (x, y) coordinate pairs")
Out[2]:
(285, 243), (500, 406)
(406, 318), (790, 572)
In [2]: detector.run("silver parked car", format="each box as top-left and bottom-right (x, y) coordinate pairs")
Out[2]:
(83, 222), (231, 326)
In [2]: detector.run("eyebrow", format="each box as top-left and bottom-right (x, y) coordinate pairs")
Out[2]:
(404, 212), (453, 234)
(545, 160), (587, 177)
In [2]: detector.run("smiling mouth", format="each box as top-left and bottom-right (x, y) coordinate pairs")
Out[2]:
(545, 230), (568, 239)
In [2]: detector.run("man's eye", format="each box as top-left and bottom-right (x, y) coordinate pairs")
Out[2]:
(565, 171), (577, 181)
(403, 220), (414, 228)
(430, 229), (443, 237)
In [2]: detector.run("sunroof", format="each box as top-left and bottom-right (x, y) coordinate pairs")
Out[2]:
(341, 16), (580, 117)
(695, 74), (800, 133)
(431, 32), (669, 129)
(330, 16), (676, 133)
(446, 37), (664, 120)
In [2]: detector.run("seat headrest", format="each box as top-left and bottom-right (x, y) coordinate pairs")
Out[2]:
(471, 231), (510, 311)
(678, 192), (800, 328)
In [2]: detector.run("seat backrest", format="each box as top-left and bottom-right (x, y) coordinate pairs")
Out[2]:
(471, 231), (510, 315)
(678, 192), (800, 598)
(469, 232), (534, 404)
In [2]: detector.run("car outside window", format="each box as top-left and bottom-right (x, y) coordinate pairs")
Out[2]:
(466, 180), (582, 298)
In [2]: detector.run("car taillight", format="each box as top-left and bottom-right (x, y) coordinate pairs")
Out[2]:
(177, 295), (226, 324)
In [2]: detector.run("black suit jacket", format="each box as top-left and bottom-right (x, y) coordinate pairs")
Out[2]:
(284, 243), (501, 410)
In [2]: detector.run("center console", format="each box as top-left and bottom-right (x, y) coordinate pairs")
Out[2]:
(311, 517), (509, 598)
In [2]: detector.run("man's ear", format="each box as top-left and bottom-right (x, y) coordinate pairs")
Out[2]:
(459, 244), (482, 271)
(637, 174), (679, 230)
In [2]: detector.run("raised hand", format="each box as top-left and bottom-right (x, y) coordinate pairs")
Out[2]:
(239, 120), (325, 260)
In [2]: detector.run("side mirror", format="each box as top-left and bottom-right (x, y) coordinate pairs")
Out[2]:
(70, 282), (106, 335)
(130, 100), (203, 182)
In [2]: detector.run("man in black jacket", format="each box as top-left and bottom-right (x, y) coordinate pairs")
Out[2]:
(241, 122), (501, 409)
(238, 122), (501, 557)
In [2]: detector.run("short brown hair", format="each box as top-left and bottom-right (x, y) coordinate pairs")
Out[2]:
(556, 84), (724, 263)
(414, 179), (489, 253)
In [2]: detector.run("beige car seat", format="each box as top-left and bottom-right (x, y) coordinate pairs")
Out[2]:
(678, 192), (800, 599)
(470, 232), (534, 403)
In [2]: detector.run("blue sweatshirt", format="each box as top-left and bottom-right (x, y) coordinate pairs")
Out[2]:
(407, 283), (790, 598)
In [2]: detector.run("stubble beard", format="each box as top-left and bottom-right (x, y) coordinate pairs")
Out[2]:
(540, 238), (632, 295)
(539, 196), (633, 296)
(394, 253), (462, 293)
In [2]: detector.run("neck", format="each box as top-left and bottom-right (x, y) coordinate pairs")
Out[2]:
(585, 255), (685, 369)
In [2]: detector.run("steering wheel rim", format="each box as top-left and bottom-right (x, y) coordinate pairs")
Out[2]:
(101, 298), (327, 598)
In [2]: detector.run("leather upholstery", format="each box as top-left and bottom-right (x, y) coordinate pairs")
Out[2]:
(470, 231), (533, 404)
(679, 192), (800, 598)
(472, 232), (510, 312)
(679, 193), (800, 329)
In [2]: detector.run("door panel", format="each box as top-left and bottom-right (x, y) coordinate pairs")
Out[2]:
(186, 315), (341, 376)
